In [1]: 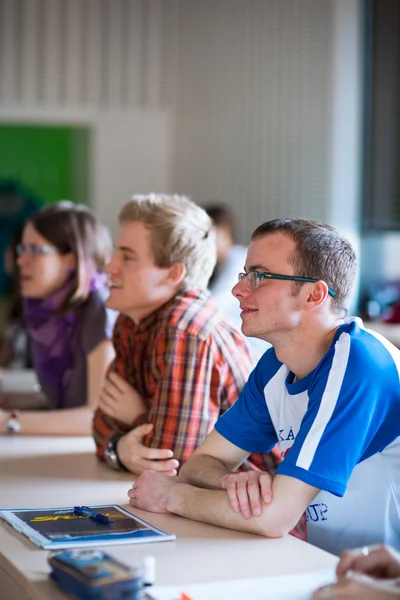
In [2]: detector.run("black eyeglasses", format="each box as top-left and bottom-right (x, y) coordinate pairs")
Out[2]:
(238, 271), (336, 297)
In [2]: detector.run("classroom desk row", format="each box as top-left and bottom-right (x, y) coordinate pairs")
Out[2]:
(0, 435), (337, 600)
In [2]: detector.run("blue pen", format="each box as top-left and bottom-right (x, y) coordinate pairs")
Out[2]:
(73, 506), (113, 525)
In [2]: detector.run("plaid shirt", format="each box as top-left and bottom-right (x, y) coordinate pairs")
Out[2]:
(93, 288), (306, 541)
(93, 289), (275, 470)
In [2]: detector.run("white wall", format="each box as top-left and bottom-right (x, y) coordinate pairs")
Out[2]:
(328, 0), (363, 309)
(94, 110), (175, 233)
(171, 0), (363, 309)
(0, 0), (364, 270)
(174, 0), (363, 251)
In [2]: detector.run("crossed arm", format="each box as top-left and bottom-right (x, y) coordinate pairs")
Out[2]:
(93, 330), (234, 475)
(95, 369), (179, 475)
(1, 339), (115, 435)
(128, 430), (319, 538)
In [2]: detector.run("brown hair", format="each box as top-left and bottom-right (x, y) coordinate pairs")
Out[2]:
(119, 194), (216, 290)
(251, 218), (357, 315)
(205, 204), (237, 242)
(29, 201), (112, 309)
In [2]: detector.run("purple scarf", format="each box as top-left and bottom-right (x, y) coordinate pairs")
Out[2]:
(24, 273), (107, 408)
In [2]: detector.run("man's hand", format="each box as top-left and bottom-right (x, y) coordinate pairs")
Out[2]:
(313, 546), (400, 600)
(313, 571), (400, 599)
(127, 470), (181, 513)
(117, 423), (179, 475)
(337, 545), (400, 580)
(220, 471), (272, 519)
(99, 372), (147, 425)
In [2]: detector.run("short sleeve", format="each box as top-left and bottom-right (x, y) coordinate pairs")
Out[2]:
(215, 357), (278, 453)
(277, 330), (400, 496)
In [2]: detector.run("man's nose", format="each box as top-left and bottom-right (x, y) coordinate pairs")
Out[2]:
(105, 254), (118, 274)
(232, 277), (251, 299)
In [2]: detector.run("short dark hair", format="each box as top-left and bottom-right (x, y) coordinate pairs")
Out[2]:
(204, 204), (237, 241)
(29, 201), (112, 309)
(251, 218), (357, 315)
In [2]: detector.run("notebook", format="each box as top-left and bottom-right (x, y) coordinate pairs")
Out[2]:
(0, 504), (175, 549)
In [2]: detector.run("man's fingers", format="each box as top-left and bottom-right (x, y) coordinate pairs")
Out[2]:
(247, 481), (263, 517)
(337, 546), (387, 579)
(141, 445), (175, 460)
(164, 469), (178, 477)
(347, 547), (397, 580)
(144, 458), (180, 472)
(225, 482), (240, 513)
(107, 372), (128, 393)
(259, 473), (272, 503)
(236, 480), (252, 519)
(98, 393), (116, 415)
(102, 379), (121, 403)
(131, 423), (154, 440)
(336, 549), (359, 578)
(221, 476), (240, 513)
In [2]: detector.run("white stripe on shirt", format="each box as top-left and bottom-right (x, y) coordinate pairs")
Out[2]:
(296, 332), (351, 470)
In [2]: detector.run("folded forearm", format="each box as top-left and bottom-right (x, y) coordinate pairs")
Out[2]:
(179, 454), (234, 489)
(166, 482), (285, 538)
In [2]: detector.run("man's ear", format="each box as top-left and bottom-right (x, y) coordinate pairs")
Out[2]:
(305, 280), (330, 310)
(167, 262), (186, 286)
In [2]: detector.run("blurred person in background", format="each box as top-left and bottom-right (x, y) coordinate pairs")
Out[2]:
(0, 180), (41, 369)
(0, 226), (32, 370)
(313, 545), (400, 599)
(0, 201), (116, 435)
(0, 179), (42, 299)
(205, 203), (269, 354)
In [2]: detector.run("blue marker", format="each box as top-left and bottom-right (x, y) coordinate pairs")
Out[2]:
(73, 506), (113, 525)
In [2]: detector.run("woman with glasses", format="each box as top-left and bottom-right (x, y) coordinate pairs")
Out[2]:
(0, 201), (115, 435)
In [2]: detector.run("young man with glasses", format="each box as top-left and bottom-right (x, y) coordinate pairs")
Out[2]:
(128, 218), (400, 557)
(93, 195), (286, 493)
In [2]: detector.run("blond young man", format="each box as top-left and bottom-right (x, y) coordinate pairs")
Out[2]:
(93, 195), (280, 482)
(128, 218), (400, 556)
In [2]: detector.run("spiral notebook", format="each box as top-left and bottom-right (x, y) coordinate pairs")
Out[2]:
(0, 504), (175, 549)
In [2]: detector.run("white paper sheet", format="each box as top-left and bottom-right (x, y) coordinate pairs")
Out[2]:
(147, 568), (335, 600)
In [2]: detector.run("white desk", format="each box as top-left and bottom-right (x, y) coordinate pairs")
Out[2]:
(0, 436), (337, 600)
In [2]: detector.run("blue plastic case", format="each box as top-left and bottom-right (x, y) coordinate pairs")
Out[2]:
(48, 549), (143, 599)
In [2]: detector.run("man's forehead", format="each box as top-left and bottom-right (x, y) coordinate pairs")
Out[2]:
(116, 221), (150, 244)
(115, 221), (155, 260)
(246, 232), (296, 266)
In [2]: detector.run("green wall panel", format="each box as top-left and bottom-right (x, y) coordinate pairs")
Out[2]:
(0, 124), (90, 206)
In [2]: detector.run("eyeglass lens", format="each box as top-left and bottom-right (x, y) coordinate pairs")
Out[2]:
(17, 244), (57, 256)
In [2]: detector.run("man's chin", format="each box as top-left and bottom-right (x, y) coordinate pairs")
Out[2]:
(241, 325), (255, 338)
(241, 326), (264, 340)
(105, 297), (121, 311)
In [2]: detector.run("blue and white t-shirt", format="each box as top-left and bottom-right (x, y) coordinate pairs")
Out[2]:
(215, 318), (400, 555)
